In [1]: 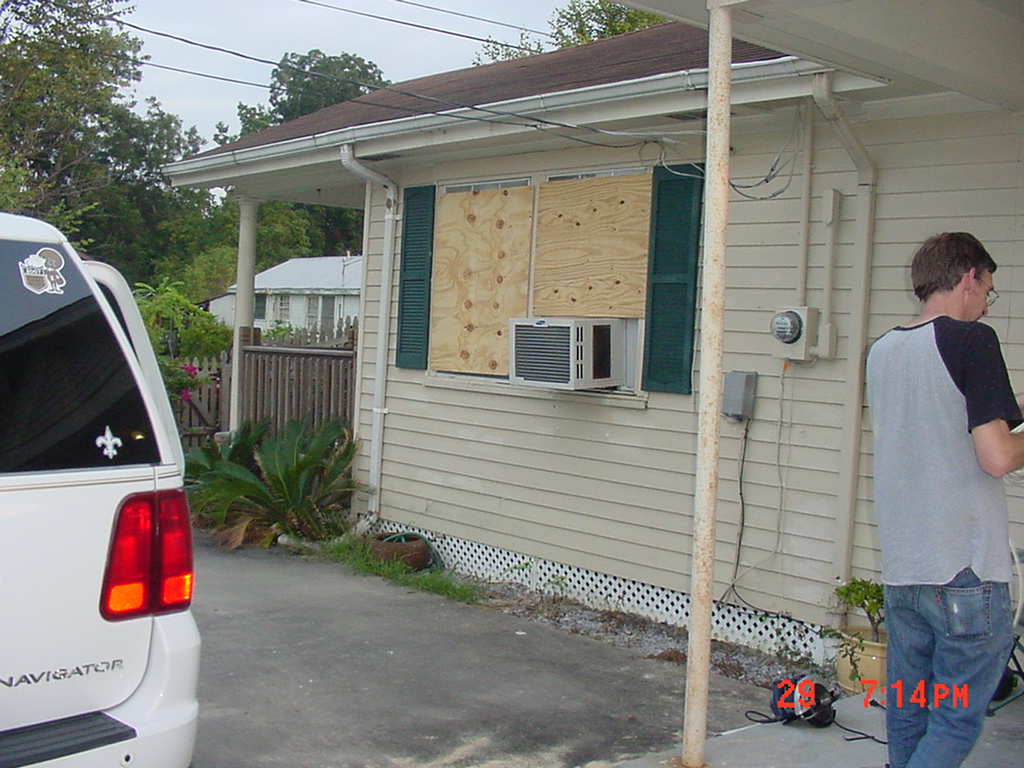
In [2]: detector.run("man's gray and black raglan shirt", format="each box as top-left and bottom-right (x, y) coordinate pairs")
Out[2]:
(866, 316), (1019, 586)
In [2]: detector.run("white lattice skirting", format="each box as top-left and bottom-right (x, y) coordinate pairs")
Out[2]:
(373, 519), (830, 664)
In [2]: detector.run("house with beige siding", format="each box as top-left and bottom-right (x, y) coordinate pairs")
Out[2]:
(165, 12), (1024, 661)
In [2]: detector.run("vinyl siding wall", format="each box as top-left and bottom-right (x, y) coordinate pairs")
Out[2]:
(352, 101), (1024, 628)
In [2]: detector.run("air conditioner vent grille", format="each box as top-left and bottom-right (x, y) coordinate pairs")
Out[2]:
(509, 318), (625, 390)
(512, 326), (571, 383)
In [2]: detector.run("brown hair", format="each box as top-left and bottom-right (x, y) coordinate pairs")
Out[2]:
(910, 232), (997, 302)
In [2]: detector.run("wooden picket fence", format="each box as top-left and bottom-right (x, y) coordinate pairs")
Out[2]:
(173, 317), (358, 450)
(173, 353), (230, 452)
(237, 345), (356, 436)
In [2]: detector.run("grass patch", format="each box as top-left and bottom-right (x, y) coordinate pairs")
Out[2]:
(320, 536), (485, 604)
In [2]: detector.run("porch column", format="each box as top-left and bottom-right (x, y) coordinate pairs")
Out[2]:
(229, 197), (258, 432)
(683, 2), (736, 766)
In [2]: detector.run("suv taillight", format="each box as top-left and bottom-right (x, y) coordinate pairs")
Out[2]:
(101, 490), (194, 621)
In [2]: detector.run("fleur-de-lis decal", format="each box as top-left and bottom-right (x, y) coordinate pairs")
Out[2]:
(96, 426), (123, 459)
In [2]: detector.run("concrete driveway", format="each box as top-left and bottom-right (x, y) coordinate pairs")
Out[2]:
(189, 531), (766, 768)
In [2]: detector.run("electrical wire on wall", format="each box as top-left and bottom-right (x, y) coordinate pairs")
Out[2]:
(720, 416), (752, 605)
(653, 102), (808, 196)
(729, 101), (806, 200)
(720, 359), (796, 610)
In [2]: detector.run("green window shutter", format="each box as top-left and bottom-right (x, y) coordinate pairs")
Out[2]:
(396, 185), (436, 369)
(642, 165), (704, 394)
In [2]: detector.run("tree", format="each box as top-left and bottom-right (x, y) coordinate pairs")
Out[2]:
(0, 0), (221, 286)
(0, 0), (142, 233)
(477, 0), (664, 64)
(213, 49), (384, 266)
(549, 0), (664, 47)
(269, 49), (388, 124)
(75, 98), (208, 283)
(475, 31), (545, 65)
(214, 102), (276, 146)
(134, 278), (232, 359)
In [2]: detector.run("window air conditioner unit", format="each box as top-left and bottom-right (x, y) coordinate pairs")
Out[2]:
(509, 317), (626, 390)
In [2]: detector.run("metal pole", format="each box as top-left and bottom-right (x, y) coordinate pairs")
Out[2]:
(682, 3), (733, 766)
(229, 197), (258, 432)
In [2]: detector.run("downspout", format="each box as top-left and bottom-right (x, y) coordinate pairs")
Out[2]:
(340, 144), (398, 530)
(795, 98), (814, 306)
(812, 73), (878, 599)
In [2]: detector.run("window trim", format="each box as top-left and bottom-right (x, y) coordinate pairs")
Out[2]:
(395, 166), (704, 392)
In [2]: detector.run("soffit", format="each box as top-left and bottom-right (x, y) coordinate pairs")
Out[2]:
(624, 0), (1024, 112)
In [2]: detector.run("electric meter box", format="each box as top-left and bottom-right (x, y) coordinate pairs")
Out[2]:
(769, 306), (819, 362)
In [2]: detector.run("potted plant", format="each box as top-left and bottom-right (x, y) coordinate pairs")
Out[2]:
(832, 578), (886, 695)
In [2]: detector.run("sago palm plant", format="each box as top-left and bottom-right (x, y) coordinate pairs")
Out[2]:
(189, 419), (359, 547)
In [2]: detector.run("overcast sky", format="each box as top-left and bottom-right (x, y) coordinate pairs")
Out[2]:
(124, 0), (564, 148)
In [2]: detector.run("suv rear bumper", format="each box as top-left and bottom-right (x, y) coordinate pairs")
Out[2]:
(0, 612), (200, 768)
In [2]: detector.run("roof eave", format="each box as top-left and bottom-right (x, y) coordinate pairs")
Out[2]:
(164, 57), (884, 191)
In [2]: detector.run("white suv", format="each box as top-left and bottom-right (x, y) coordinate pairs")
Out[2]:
(0, 213), (200, 767)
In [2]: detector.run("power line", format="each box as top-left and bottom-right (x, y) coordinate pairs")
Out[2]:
(112, 19), (674, 150)
(117, 19), (571, 131)
(292, 0), (539, 53)
(379, 0), (553, 39)
(139, 59), (268, 90)
(117, 19), (527, 125)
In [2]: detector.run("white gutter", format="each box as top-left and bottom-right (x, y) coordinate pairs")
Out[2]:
(340, 144), (398, 529)
(164, 59), (882, 188)
(812, 72), (878, 601)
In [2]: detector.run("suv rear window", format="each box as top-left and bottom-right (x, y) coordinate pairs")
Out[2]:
(0, 239), (160, 472)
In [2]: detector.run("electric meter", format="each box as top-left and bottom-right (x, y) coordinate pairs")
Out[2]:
(770, 310), (804, 344)
(770, 307), (819, 362)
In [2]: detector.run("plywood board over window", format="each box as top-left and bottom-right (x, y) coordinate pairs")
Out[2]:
(430, 186), (532, 375)
(533, 173), (651, 318)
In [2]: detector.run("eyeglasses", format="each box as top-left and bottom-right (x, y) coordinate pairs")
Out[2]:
(979, 275), (999, 307)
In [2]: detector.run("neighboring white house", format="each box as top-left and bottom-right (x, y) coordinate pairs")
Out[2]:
(165, 14), (1024, 661)
(207, 255), (362, 333)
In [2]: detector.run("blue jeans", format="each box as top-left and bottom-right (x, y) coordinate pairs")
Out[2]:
(884, 568), (1013, 768)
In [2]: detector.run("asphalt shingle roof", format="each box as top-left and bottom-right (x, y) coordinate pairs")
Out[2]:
(200, 23), (782, 158)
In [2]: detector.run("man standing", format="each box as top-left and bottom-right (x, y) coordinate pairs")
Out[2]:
(866, 232), (1023, 768)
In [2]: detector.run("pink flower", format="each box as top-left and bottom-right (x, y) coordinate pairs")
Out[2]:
(180, 389), (193, 402)
(182, 364), (198, 379)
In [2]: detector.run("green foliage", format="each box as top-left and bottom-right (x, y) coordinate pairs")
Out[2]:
(834, 578), (885, 642)
(153, 199), (364, 302)
(185, 418), (270, 483)
(475, 31), (546, 64)
(214, 102), (277, 145)
(134, 278), (232, 358)
(549, 0), (664, 48)
(74, 99), (207, 284)
(188, 420), (360, 547)
(177, 245), (239, 302)
(0, 0), (221, 282)
(476, 0), (664, 63)
(270, 49), (388, 123)
(156, 356), (205, 405)
(320, 537), (484, 604)
(0, 0), (142, 231)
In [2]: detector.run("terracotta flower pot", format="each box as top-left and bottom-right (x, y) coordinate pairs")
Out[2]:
(368, 533), (432, 571)
(836, 627), (887, 695)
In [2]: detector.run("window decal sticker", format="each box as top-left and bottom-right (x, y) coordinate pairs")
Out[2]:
(19, 247), (67, 295)
(95, 426), (123, 459)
